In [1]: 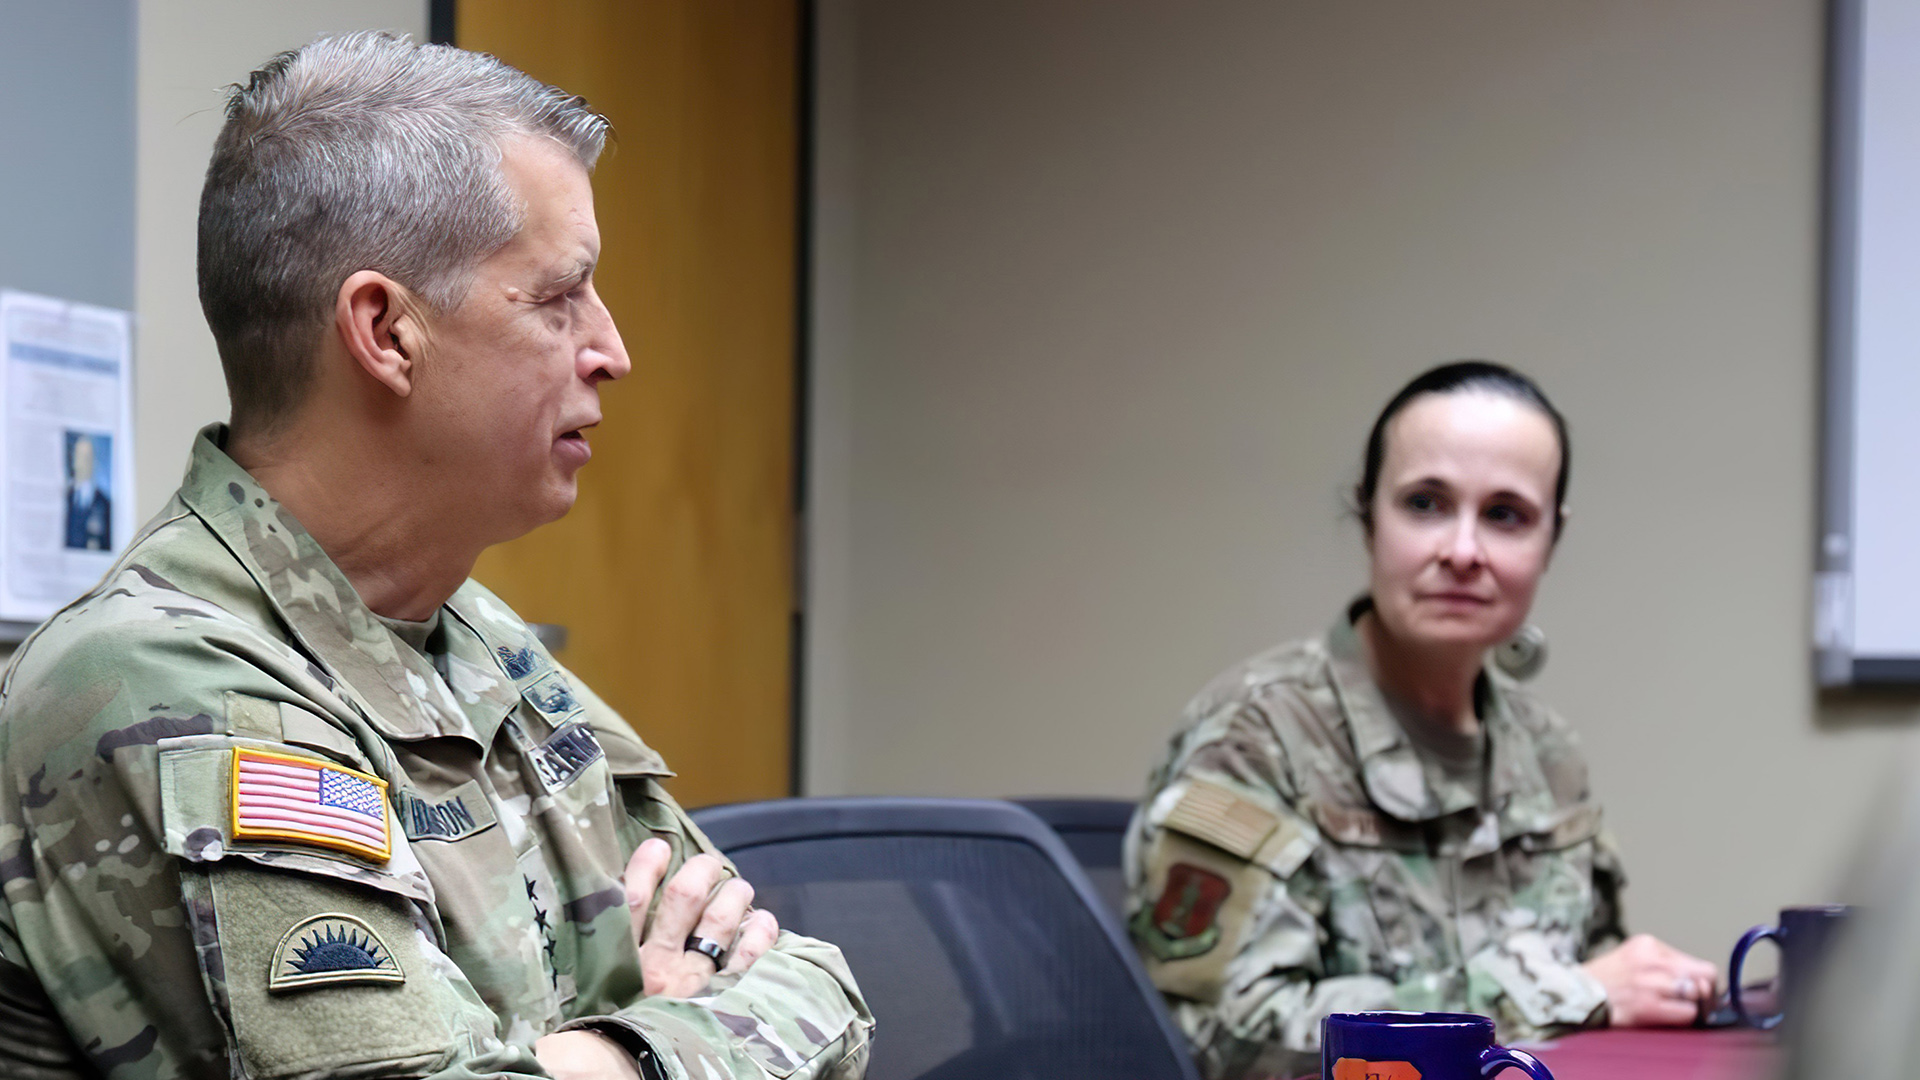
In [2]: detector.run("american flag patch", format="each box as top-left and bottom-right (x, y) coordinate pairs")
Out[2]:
(231, 749), (391, 863)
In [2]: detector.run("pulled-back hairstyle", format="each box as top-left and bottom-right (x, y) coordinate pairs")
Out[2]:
(197, 31), (612, 433)
(1355, 360), (1571, 540)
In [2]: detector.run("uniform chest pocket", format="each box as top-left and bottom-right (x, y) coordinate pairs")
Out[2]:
(1310, 804), (1449, 979)
(1504, 803), (1601, 939)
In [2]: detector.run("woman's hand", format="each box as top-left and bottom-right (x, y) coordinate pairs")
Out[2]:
(1582, 933), (1720, 1026)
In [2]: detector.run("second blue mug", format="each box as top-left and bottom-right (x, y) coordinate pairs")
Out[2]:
(1728, 903), (1852, 1030)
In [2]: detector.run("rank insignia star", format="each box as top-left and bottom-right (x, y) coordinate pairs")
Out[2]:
(525, 874), (559, 989)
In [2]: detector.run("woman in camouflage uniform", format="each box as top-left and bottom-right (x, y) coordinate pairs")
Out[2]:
(1124, 361), (1718, 1080)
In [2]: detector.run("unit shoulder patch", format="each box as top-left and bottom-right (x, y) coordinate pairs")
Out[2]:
(269, 913), (405, 992)
(1131, 861), (1232, 961)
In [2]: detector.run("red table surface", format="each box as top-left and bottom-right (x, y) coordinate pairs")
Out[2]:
(1525, 1027), (1779, 1080)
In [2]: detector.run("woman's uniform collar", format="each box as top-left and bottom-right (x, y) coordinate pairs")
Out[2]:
(1323, 598), (1560, 842)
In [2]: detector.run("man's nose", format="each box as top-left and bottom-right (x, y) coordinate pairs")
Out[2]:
(579, 293), (632, 383)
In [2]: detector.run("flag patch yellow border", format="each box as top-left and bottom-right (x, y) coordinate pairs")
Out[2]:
(230, 748), (391, 863)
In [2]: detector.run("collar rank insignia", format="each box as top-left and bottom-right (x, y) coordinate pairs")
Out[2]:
(523, 671), (580, 718)
(268, 913), (405, 992)
(496, 643), (538, 680)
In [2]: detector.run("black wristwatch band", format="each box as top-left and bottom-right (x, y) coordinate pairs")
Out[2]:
(577, 1021), (668, 1080)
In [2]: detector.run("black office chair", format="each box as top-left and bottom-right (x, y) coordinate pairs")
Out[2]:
(691, 797), (1201, 1080)
(1013, 798), (1137, 927)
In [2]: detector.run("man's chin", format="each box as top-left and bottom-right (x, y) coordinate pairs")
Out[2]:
(535, 483), (581, 527)
(484, 484), (580, 547)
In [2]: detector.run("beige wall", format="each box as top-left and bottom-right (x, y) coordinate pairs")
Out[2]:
(134, 0), (426, 519)
(806, 0), (1918, 962)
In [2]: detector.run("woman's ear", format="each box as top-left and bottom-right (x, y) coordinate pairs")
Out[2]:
(335, 270), (423, 398)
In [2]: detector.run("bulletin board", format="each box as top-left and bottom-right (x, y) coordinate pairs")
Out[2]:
(1817, 0), (1920, 685)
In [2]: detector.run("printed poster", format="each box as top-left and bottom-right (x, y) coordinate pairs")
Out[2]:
(0, 289), (135, 622)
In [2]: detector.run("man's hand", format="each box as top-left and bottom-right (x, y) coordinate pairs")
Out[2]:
(533, 1031), (641, 1080)
(1582, 933), (1720, 1027)
(623, 838), (781, 998)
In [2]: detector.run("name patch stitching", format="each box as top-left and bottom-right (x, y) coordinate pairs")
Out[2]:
(531, 721), (604, 793)
(397, 783), (497, 842)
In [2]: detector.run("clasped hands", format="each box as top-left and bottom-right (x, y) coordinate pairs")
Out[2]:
(535, 838), (781, 1078)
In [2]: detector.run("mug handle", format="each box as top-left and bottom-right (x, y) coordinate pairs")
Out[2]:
(1478, 1045), (1554, 1079)
(1728, 923), (1785, 1030)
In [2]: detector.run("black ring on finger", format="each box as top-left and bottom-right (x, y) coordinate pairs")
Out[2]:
(684, 934), (728, 969)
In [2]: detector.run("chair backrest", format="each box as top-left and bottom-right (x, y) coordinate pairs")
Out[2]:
(692, 797), (1201, 1080)
(1013, 798), (1138, 927)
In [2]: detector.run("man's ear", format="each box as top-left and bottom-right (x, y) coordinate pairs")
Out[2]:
(335, 270), (425, 398)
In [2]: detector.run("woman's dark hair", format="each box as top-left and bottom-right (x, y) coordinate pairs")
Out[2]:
(1355, 360), (1571, 540)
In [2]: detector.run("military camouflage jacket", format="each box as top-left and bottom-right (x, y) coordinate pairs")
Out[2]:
(1124, 608), (1624, 1080)
(0, 426), (873, 1080)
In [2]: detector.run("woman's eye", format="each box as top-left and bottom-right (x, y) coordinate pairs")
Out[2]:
(1484, 504), (1531, 528)
(1404, 492), (1441, 514)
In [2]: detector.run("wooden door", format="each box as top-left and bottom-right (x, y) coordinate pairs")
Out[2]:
(458, 0), (800, 807)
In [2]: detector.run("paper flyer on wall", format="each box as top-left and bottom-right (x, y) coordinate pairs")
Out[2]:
(0, 290), (135, 623)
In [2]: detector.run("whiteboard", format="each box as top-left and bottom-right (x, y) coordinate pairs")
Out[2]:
(1819, 0), (1920, 684)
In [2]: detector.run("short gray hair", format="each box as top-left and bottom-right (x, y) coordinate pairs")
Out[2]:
(198, 31), (611, 432)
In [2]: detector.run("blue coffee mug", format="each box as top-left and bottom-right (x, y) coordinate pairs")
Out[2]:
(1322, 1012), (1553, 1080)
(1728, 904), (1852, 1030)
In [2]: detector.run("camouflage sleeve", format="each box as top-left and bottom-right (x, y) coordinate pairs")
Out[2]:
(0, 627), (561, 1080)
(1128, 763), (1394, 1080)
(1442, 825), (1621, 1043)
(1458, 930), (1608, 1043)
(1453, 819), (1615, 1041)
(1126, 702), (1393, 1079)
(565, 774), (873, 1080)
(1585, 827), (1628, 957)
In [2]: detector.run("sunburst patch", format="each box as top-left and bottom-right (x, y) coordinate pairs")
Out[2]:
(268, 913), (405, 992)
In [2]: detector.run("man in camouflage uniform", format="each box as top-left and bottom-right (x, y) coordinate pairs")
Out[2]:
(0, 33), (870, 1080)
(1124, 604), (1626, 1080)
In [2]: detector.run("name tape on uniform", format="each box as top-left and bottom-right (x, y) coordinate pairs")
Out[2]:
(531, 721), (604, 793)
(396, 781), (497, 842)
